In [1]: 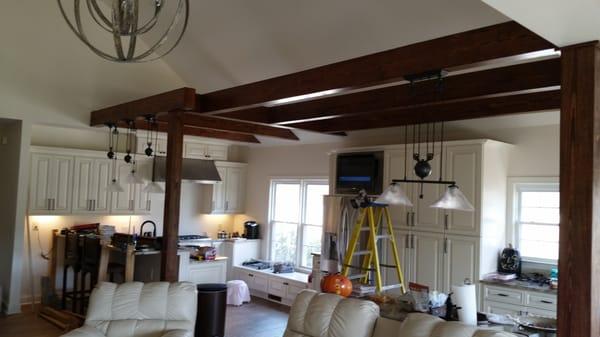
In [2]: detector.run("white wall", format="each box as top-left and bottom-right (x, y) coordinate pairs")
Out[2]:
(240, 124), (560, 259)
(0, 120), (26, 314)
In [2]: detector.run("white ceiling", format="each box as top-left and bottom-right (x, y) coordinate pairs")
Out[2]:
(162, 0), (508, 93)
(2, 1), (570, 147)
(483, 0), (600, 47)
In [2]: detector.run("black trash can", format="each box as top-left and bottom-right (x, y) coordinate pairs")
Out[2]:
(195, 283), (228, 337)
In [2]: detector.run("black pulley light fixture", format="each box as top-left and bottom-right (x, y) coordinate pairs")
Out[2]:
(375, 70), (474, 211)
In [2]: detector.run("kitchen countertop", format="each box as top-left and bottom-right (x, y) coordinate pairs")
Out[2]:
(189, 256), (228, 264)
(480, 279), (557, 295)
(236, 265), (309, 284)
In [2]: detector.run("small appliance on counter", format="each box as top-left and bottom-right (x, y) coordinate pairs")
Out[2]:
(243, 221), (260, 239)
(497, 243), (521, 277)
(217, 230), (228, 239)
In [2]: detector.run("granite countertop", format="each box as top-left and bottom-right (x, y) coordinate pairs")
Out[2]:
(480, 279), (557, 295)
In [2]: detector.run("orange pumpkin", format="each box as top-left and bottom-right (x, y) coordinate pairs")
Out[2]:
(320, 273), (353, 297)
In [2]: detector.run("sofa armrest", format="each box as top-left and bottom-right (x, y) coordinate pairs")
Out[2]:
(60, 326), (106, 337)
(161, 330), (193, 337)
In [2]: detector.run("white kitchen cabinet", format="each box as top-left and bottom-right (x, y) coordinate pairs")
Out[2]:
(221, 239), (261, 280)
(72, 157), (112, 214)
(133, 157), (152, 214)
(385, 148), (444, 233)
(201, 162), (247, 214)
(29, 153), (73, 214)
(482, 284), (557, 318)
(110, 158), (153, 215)
(137, 137), (168, 156)
(385, 150), (413, 231)
(234, 266), (308, 306)
(412, 232), (444, 291)
(444, 144), (481, 236)
(440, 234), (478, 293)
(110, 160), (137, 214)
(184, 142), (228, 161)
(187, 260), (227, 284)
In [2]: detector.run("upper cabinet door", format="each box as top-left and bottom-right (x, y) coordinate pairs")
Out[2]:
(72, 157), (95, 213)
(385, 150), (413, 230)
(211, 166), (228, 213)
(206, 144), (228, 161)
(29, 154), (53, 213)
(92, 158), (112, 213)
(29, 153), (73, 214)
(440, 234), (478, 293)
(225, 167), (245, 213)
(445, 145), (481, 236)
(183, 142), (228, 160)
(134, 158), (152, 214)
(411, 150), (445, 233)
(110, 161), (135, 214)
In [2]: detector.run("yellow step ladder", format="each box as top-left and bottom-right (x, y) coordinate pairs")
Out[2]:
(341, 205), (407, 294)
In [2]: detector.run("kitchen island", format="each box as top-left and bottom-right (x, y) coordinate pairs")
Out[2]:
(178, 250), (228, 284)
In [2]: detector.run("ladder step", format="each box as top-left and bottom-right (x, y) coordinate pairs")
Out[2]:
(381, 284), (404, 291)
(352, 250), (371, 256)
(376, 235), (392, 240)
(360, 227), (371, 232)
(347, 274), (368, 280)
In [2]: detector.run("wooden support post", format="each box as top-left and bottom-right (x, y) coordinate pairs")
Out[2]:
(559, 41), (600, 337)
(161, 110), (185, 282)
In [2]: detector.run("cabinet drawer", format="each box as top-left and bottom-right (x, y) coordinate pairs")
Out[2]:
(483, 286), (524, 305)
(268, 279), (286, 297)
(253, 274), (268, 293)
(525, 293), (557, 311)
(483, 300), (524, 316)
(525, 306), (556, 318)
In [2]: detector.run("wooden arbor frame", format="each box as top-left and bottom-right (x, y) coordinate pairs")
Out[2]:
(90, 20), (598, 336)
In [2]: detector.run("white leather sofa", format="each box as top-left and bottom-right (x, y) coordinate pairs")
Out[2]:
(284, 290), (516, 337)
(61, 282), (197, 337)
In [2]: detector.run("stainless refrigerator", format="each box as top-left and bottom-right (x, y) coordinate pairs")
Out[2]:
(320, 195), (362, 275)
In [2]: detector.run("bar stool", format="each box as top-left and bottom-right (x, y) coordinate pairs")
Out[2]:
(62, 232), (82, 312)
(78, 236), (101, 314)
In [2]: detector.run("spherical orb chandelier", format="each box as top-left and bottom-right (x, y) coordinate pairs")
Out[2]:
(57, 0), (189, 63)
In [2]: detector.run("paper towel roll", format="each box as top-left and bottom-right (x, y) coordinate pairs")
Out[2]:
(452, 284), (477, 326)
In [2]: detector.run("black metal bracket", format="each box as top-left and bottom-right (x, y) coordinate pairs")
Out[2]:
(392, 179), (456, 186)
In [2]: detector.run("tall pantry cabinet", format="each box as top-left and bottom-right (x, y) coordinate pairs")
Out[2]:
(329, 139), (510, 296)
(381, 140), (510, 295)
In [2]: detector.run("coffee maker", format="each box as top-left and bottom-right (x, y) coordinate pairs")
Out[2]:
(244, 221), (260, 239)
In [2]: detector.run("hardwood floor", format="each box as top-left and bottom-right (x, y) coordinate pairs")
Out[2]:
(0, 297), (289, 337)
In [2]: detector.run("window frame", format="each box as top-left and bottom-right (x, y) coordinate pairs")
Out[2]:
(506, 177), (559, 264)
(268, 177), (329, 271)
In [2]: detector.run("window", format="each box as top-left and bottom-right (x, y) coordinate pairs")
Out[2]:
(508, 178), (559, 263)
(269, 179), (328, 269)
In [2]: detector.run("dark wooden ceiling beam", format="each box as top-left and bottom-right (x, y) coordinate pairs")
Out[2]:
(196, 21), (555, 112)
(174, 114), (299, 140)
(90, 87), (196, 126)
(126, 120), (261, 143)
(288, 90), (560, 132)
(218, 58), (561, 124)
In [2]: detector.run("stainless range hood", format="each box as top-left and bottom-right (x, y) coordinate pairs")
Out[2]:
(153, 156), (222, 184)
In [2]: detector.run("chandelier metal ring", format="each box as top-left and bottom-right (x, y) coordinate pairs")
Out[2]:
(57, 0), (189, 63)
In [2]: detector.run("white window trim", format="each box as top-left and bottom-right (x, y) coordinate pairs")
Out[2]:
(268, 177), (328, 271)
(506, 176), (559, 264)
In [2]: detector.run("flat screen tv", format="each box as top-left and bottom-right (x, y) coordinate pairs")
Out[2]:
(335, 151), (383, 195)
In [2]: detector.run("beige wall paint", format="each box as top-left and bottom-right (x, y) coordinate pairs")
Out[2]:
(240, 124), (560, 259)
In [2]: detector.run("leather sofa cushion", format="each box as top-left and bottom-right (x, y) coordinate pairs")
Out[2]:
(284, 290), (380, 337)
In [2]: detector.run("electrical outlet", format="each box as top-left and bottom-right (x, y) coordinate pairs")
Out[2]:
(32, 225), (39, 231)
